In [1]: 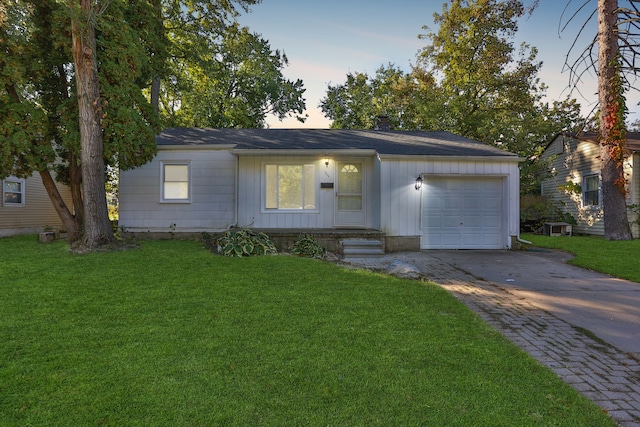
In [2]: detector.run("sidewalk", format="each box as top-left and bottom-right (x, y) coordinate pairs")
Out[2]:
(341, 252), (640, 427)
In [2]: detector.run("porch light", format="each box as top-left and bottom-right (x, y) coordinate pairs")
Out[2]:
(324, 157), (330, 167)
(415, 175), (423, 190)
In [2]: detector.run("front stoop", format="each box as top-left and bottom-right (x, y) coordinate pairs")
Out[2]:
(341, 238), (385, 258)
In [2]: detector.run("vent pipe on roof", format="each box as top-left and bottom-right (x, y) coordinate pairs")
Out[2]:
(375, 115), (390, 131)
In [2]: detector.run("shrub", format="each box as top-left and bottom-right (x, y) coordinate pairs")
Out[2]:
(520, 195), (576, 233)
(212, 229), (277, 257)
(289, 234), (326, 259)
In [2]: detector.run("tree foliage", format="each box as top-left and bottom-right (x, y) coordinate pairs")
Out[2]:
(161, 23), (306, 128)
(322, 64), (441, 130)
(320, 0), (585, 194)
(1, 0), (163, 246)
(2, 0), (307, 246)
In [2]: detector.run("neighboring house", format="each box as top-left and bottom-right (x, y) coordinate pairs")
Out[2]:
(118, 128), (522, 250)
(540, 132), (640, 237)
(0, 173), (72, 238)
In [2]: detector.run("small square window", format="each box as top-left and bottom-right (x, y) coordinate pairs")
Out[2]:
(3, 178), (25, 207)
(583, 175), (599, 207)
(161, 163), (190, 202)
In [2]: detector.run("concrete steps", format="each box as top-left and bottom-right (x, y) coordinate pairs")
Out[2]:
(341, 238), (385, 258)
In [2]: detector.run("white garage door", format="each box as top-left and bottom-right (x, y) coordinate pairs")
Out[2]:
(421, 176), (505, 249)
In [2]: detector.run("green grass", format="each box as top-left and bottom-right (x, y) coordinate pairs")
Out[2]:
(523, 233), (640, 283)
(0, 235), (615, 426)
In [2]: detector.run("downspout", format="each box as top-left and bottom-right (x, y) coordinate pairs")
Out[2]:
(232, 154), (239, 229)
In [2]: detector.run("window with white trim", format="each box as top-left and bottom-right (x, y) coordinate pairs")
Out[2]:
(3, 178), (25, 207)
(161, 162), (190, 202)
(265, 163), (316, 210)
(583, 174), (600, 207)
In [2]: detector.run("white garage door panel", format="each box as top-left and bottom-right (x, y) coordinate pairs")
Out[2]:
(421, 177), (504, 249)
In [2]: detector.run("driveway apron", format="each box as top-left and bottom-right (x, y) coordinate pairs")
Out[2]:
(427, 250), (640, 356)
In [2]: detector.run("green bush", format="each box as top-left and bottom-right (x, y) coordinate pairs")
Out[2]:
(289, 234), (326, 258)
(213, 229), (277, 257)
(520, 195), (576, 233)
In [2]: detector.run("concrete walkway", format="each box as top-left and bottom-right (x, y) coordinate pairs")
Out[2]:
(341, 250), (640, 427)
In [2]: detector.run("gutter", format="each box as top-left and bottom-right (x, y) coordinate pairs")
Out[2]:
(378, 154), (524, 162)
(231, 148), (378, 156)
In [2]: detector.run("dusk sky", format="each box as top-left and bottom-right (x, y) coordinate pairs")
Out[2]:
(237, 0), (640, 129)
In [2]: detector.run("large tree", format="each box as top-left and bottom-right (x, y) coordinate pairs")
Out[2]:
(1, 0), (268, 248)
(69, 0), (113, 248)
(563, 0), (640, 240)
(161, 23), (306, 128)
(1, 1), (162, 248)
(320, 0), (584, 194)
(597, 0), (632, 239)
(321, 64), (441, 130)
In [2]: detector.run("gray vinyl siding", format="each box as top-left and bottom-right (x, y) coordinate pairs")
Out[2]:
(0, 173), (72, 237)
(118, 149), (237, 232)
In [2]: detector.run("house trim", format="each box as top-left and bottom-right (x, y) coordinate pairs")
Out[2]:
(160, 144), (237, 151)
(233, 149), (378, 157)
(379, 154), (524, 163)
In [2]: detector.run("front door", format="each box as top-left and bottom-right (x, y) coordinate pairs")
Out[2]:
(335, 161), (366, 227)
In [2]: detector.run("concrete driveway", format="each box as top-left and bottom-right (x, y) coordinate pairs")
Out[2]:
(426, 249), (640, 356)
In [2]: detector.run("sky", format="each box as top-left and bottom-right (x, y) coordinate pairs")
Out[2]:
(237, 0), (640, 129)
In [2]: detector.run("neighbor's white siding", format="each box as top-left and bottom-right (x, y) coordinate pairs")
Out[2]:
(379, 157), (520, 248)
(119, 149), (237, 232)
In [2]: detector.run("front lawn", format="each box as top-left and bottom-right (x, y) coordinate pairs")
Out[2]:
(523, 233), (640, 283)
(0, 236), (614, 426)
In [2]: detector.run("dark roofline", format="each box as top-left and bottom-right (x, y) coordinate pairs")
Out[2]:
(545, 131), (640, 152)
(155, 128), (519, 158)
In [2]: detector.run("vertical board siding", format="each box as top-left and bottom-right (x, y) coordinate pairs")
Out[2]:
(237, 155), (376, 229)
(119, 149), (237, 231)
(380, 158), (520, 244)
(0, 173), (72, 236)
(541, 136), (608, 236)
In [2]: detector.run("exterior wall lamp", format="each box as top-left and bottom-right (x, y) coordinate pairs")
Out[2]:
(324, 157), (330, 167)
(415, 175), (423, 190)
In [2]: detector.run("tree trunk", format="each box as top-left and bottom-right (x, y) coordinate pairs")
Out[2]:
(70, 0), (114, 248)
(69, 152), (84, 222)
(597, 0), (632, 240)
(151, 75), (161, 114)
(39, 170), (82, 241)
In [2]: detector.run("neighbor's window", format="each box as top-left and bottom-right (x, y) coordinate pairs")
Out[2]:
(583, 174), (600, 207)
(3, 178), (25, 207)
(265, 164), (316, 210)
(162, 162), (190, 202)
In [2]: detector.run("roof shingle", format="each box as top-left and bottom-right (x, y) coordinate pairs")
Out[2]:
(156, 128), (518, 157)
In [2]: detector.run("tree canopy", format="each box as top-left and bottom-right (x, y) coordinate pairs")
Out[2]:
(1, 0), (162, 244)
(320, 0), (584, 194)
(161, 23), (306, 128)
(1, 0), (309, 247)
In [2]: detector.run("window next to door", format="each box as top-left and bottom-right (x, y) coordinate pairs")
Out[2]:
(265, 163), (316, 210)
